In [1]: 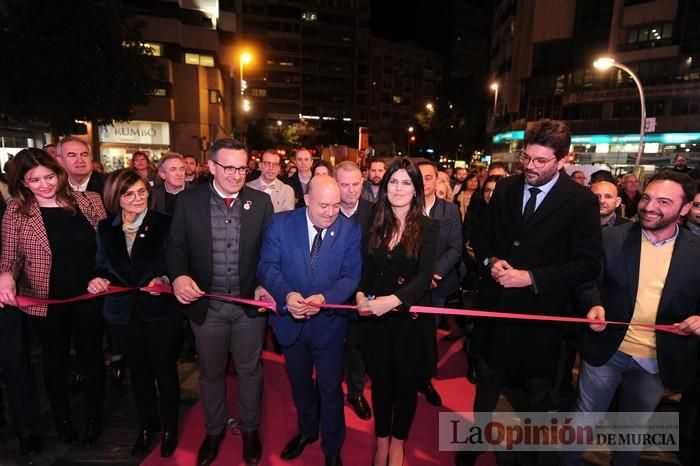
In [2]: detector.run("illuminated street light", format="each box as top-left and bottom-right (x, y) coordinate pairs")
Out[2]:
(407, 126), (415, 155)
(240, 51), (252, 96)
(425, 102), (434, 112)
(593, 56), (646, 169)
(242, 98), (252, 112)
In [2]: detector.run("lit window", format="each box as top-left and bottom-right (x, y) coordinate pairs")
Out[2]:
(302, 11), (317, 21)
(209, 89), (223, 104)
(143, 42), (163, 57)
(151, 88), (168, 97)
(185, 53), (215, 68)
(252, 88), (267, 97)
(392, 96), (402, 104)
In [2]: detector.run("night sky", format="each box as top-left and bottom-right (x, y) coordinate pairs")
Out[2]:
(369, 0), (451, 55)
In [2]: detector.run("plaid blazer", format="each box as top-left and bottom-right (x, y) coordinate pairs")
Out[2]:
(0, 192), (106, 316)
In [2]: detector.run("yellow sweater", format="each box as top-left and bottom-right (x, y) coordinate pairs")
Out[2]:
(618, 233), (675, 359)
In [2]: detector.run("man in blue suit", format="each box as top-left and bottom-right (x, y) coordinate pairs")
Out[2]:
(258, 175), (362, 466)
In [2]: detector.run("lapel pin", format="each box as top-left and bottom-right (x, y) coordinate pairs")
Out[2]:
(139, 233), (145, 238)
(244, 200), (252, 210)
(330, 231), (335, 237)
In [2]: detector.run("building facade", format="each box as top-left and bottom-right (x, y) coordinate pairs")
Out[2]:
(490, 0), (700, 168)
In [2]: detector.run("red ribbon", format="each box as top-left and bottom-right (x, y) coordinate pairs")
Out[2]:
(13, 287), (689, 335)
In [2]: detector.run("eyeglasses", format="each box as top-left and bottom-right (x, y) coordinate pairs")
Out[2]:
(518, 151), (558, 168)
(121, 187), (149, 202)
(261, 161), (280, 168)
(213, 160), (248, 175)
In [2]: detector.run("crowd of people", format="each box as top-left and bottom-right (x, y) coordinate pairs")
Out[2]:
(0, 119), (698, 466)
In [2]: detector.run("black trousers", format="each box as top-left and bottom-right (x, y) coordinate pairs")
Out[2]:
(111, 312), (183, 430)
(0, 308), (40, 433)
(31, 301), (105, 424)
(473, 357), (553, 466)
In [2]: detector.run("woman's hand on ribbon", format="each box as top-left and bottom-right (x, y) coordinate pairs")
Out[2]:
(587, 306), (607, 332)
(87, 277), (111, 295)
(0, 272), (17, 307)
(357, 294), (401, 317)
(675, 316), (700, 336)
(172, 275), (205, 305)
(253, 286), (276, 313)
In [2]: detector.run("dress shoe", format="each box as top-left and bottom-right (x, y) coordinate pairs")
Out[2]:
(325, 454), (343, 466)
(160, 429), (178, 458)
(280, 433), (318, 460)
(197, 430), (225, 466)
(131, 429), (154, 456)
(16, 432), (42, 456)
(347, 394), (372, 420)
(56, 419), (78, 445)
(242, 429), (262, 464)
(82, 418), (102, 447)
(421, 381), (443, 407)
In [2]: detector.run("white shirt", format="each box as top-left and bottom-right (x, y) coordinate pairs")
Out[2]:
(306, 209), (327, 252)
(211, 179), (239, 201)
(424, 194), (437, 216)
(69, 175), (91, 192)
(340, 201), (359, 218)
(522, 172), (560, 214)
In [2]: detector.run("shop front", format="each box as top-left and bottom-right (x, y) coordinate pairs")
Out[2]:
(98, 120), (170, 173)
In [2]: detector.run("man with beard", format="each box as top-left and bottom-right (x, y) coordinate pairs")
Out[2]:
(562, 171), (700, 466)
(686, 186), (700, 236)
(590, 180), (630, 227)
(183, 154), (200, 184)
(361, 159), (385, 203)
(459, 119), (601, 466)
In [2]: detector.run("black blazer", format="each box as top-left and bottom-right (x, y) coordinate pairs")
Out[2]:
(95, 209), (176, 325)
(429, 197), (463, 297)
(86, 171), (106, 195)
(150, 182), (192, 215)
(358, 216), (440, 378)
(471, 173), (602, 377)
(577, 222), (700, 391)
(166, 183), (274, 324)
(285, 172), (306, 208)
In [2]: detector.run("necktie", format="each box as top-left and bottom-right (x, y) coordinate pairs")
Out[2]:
(310, 226), (323, 272)
(224, 197), (234, 209)
(522, 187), (541, 223)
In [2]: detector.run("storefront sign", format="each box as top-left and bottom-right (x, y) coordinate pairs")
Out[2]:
(99, 121), (170, 145)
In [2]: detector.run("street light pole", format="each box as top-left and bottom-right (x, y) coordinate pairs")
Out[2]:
(593, 57), (646, 168)
(238, 51), (252, 144)
(490, 82), (499, 131)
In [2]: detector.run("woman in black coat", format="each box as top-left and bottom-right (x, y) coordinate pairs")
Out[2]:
(356, 159), (439, 466)
(87, 170), (182, 458)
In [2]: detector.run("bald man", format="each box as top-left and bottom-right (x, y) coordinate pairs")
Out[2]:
(591, 181), (630, 228)
(258, 176), (362, 466)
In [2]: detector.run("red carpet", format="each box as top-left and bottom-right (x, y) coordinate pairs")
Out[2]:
(142, 331), (496, 466)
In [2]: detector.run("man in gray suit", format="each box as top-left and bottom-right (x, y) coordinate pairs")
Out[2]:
(167, 139), (274, 466)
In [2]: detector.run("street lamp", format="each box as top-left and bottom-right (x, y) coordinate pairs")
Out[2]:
(407, 126), (414, 156)
(425, 102), (434, 113)
(593, 57), (646, 168)
(490, 82), (499, 130)
(240, 51), (252, 96)
(237, 51), (253, 144)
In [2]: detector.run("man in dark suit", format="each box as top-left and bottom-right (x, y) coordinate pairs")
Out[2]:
(418, 161), (464, 407)
(286, 148), (314, 208)
(458, 119), (602, 466)
(56, 137), (106, 194)
(167, 138), (274, 466)
(590, 180), (630, 228)
(150, 152), (189, 215)
(334, 161), (373, 420)
(258, 175), (362, 466)
(562, 171), (700, 466)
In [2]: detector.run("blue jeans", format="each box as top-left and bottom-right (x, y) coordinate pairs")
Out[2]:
(561, 351), (665, 466)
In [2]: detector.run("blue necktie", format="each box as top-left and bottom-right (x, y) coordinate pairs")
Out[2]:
(310, 226), (323, 272)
